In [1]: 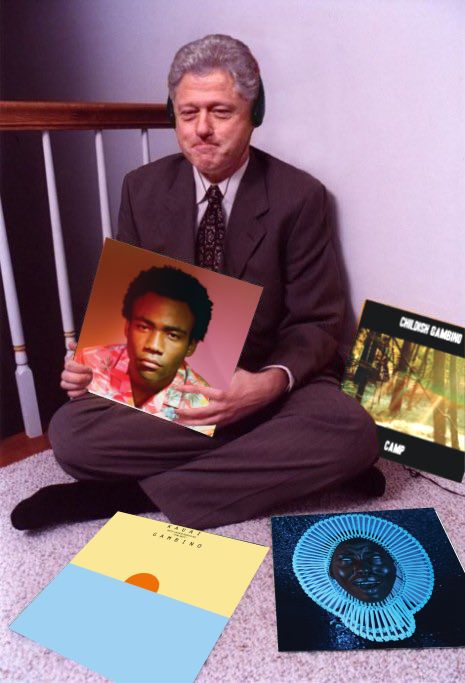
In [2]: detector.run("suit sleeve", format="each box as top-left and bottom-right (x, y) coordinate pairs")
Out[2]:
(115, 174), (141, 246)
(264, 183), (344, 387)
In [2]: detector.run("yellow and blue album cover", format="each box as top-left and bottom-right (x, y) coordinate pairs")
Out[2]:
(341, 300), (464, 482)
(272, 508), (465, 651)
(10, 512), (268, 682)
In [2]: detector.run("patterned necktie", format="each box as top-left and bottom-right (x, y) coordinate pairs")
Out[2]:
(195, 184), (226, 272)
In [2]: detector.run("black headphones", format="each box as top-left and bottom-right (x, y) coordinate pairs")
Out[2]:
(166, 76), (265, 128)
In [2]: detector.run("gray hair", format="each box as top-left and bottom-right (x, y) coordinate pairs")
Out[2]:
(168, 34), (260, 101)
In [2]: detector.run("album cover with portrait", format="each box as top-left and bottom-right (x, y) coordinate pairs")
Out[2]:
(271, 508), (465, 652)
(75, 238), (262, 437)
(341, 300), (464, 481)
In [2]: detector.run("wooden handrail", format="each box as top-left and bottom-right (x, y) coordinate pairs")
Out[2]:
(0, 101), (171, 131)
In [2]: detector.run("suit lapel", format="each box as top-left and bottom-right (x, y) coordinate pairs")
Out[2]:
(153, 151), (269, 275)
(156, 160), (196, 264)
(225, 149), (269, 278)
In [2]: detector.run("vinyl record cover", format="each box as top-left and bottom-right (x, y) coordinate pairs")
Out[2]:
(74, 238), (263, 437)
(10, 512), (268, 683)
(341, 300), (464, 481)
(271, 509), (465, 652)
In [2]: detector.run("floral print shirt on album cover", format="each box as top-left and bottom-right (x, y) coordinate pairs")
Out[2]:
(76, 344), (213, 436)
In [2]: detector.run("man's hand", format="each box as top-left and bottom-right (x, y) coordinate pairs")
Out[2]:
(60, 342), (93, 399)
(175, 367), (289, 428)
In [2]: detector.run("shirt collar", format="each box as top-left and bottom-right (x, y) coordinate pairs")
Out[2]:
(193, 157), (250, 206)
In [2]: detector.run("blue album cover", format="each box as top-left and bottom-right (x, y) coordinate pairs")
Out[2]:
(271, 508), (465, 651)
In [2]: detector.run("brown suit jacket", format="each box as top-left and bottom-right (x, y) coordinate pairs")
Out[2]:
(117, 146), (344, 388)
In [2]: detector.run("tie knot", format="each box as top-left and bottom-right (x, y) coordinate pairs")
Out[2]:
(205, 184), (223, 204)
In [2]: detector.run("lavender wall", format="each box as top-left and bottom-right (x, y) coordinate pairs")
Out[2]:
(1, 0), (464, 436)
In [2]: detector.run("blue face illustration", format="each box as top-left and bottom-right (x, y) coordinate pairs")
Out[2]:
(329, 537), (396, 603)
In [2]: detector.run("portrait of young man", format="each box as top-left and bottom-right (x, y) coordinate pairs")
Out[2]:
(11, 33), (383, 533)
(76, 265), (214, 436)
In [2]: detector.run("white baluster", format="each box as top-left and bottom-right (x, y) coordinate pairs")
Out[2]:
(94, 130), (112, 240)
(42, 131), (76, 356)
(0, 196), (42, 437)
(141, 128), (151, 164)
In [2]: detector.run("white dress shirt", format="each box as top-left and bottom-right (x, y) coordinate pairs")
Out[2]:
(193, 158), (249, 228)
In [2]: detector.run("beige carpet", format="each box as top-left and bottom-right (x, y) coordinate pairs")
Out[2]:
(1, 451), (464, 682)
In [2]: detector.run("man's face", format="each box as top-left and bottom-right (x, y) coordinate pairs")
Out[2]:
(329, 538), (396, 603)
(125, 292), (197, 397)
(173, 69), (254, 183)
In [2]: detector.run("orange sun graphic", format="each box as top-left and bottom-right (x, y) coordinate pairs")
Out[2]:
(124, 573), (160, 592)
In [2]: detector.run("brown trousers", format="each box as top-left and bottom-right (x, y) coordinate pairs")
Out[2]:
(48, 376), (378, 529)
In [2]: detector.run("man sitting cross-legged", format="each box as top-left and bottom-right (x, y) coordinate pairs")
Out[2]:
(11, 34), (384, 532)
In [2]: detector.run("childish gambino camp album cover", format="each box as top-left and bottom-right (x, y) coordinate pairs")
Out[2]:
(10, 512), (268, 682)
(271, 509), (465, 652)
(75, 238), (262, 437)
(341, 300), (465, 481)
